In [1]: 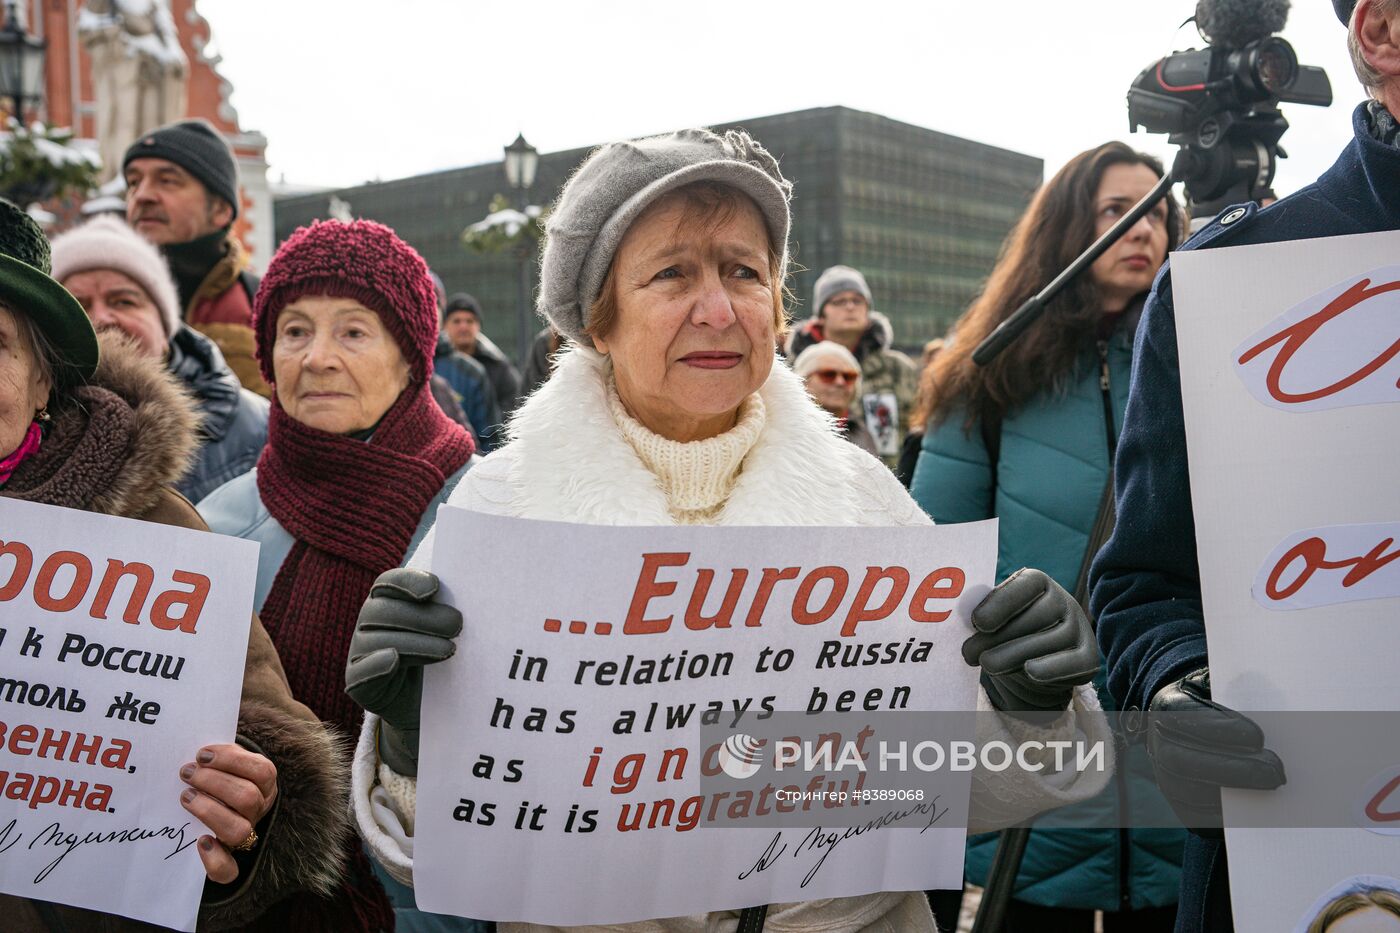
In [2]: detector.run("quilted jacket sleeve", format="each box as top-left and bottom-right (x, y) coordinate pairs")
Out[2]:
(910, 409), (994, 526)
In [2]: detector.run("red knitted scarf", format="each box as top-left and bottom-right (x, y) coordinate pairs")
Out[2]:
(256, 379), (473, 735)
(254, 381), (471, 933)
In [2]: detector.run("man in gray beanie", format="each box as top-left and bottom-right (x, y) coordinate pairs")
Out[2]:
(785, 263), (918, 468)
(123, 118), (266, 398)
(52, 215), (268, 504)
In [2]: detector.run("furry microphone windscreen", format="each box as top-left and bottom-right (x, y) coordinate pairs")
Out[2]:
(1195, 0), (1291, 46)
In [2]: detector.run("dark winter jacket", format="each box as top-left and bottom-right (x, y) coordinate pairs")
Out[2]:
(522, 326), (563, 399)
(839, 412), (879, 457)
(1089, 102), (1400, 932)
(430, 373), (475, 438)
(911, 309), (1184, 912)
(165, 231), (267, 399)
(434, 335), (502, 452)
(167, 326), (268, 505)
(2, 333), (348, 931)
(468, 333), (522, 419)
(786, 311), (918, 467)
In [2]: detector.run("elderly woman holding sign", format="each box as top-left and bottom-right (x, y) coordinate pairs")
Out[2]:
(345, 130), (1109, 931)
(0, 199), (346, 929)
(198, 218), (477, 931)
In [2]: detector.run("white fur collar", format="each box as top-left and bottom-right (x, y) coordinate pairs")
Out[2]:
(498, 347), (872, 526)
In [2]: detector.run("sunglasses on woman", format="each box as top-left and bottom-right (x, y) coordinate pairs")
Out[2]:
(813, 370), (858, 385)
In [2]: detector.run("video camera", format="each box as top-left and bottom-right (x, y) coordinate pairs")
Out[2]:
(1127, 0), (1332, 218)
(972, 0), (1335, 366)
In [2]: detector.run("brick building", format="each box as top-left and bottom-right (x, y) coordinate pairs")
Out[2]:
(12, 0), (272, 263)
(276, 107), (1043, 361)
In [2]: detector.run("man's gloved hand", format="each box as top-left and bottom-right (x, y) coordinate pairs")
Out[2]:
(1145, 668), (1285, 835)
(962, 568), (1101, 714)
(345, 568), (462, 777)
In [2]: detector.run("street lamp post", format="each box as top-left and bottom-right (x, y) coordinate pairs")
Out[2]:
(503, 132), (539, 369)
(0, 2), (45, 125)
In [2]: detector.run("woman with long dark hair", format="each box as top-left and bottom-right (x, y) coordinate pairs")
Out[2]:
(911, 141), (1186, 932)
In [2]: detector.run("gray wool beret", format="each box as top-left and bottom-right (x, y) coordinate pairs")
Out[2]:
(813, 264), (872, 317)
(537, 128), (793, 343)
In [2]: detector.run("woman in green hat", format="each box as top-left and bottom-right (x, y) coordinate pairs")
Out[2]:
(0, 199), (352, 931)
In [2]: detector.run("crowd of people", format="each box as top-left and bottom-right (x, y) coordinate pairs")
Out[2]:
(1, 1), (1396, 931)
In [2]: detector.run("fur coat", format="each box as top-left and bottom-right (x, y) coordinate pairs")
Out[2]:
(353, 346), (1113, 933)
(2, 333), (348, 931)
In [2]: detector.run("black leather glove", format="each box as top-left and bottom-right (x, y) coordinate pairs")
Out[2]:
(345, 568), (462, 777)
(962, 568), (1101, 713)
(1144, 668), (1285, 835)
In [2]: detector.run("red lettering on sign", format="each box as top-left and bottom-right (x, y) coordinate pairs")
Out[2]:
(1365, 774), (1400, 823)
(1264, 535), (1400, 601)
(1237, 278), (1400, 404)
(623, 553), (690, 635)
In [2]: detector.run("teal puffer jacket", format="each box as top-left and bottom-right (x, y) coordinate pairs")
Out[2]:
(909, 317), (1185, 912)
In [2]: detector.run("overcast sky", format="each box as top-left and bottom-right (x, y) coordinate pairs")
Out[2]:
(198, 0), (1363, 201)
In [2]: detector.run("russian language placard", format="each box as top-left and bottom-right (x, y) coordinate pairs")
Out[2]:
(0, 498), (257, 930)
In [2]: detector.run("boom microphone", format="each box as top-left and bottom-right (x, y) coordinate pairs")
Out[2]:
(1195, 0), (1291, 47)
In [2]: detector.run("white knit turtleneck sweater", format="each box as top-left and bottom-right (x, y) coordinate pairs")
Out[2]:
(606, 378), (766, 524)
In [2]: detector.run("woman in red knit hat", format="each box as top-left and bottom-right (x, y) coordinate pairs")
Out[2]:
(199, 219), (478, 933)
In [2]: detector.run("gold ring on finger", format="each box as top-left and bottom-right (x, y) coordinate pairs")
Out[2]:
(231, 829), (258, 853)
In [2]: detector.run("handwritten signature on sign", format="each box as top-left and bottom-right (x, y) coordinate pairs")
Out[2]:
(1233, 268), (1400, 412)
(1253, 521), (1400, 611)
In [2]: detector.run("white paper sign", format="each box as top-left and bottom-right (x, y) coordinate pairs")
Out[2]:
(0, 498), (257, 931)
(415, 510), (996, 926)
(1173, 230), (1400, 932)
